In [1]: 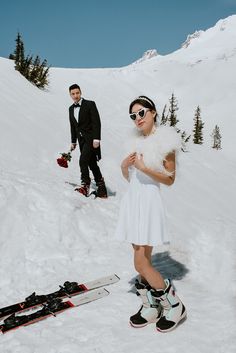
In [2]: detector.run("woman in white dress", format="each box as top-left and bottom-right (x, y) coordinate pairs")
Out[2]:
(115, 96), (186, 332)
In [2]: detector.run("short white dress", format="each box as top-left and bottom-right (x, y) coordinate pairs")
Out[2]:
(114, 126), (181, 246)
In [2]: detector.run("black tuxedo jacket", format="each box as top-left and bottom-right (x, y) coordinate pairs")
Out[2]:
(69, 99), (101, 143)
(69, 99), (102, 160)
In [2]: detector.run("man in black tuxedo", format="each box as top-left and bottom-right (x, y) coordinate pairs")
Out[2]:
(69, 84), (107, 198)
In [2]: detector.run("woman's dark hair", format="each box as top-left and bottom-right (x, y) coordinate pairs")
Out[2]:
(69, 84), (81, 92)
(129, 95), (157, 122)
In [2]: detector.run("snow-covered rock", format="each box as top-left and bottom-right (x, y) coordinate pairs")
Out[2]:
(181, 30), (204, 48)
(132, 49), (159, 64)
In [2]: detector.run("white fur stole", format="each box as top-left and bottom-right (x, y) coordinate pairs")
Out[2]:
(125, 126), (182, 176)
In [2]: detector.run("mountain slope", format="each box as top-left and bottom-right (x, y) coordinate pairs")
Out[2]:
(0, 15), (235, 353)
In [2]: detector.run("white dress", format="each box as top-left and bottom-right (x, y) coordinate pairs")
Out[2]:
(114, 126), (181, 247)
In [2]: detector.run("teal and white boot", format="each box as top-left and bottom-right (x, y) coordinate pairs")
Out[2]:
(130, 280), (162, 328)
(151, 279), (187, 333)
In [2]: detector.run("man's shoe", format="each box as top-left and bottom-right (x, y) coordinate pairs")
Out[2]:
(96, 178), (108, 198)
(75, 182), (90, 197)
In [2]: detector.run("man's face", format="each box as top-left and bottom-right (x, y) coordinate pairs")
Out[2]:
(70, 88), (81, 103)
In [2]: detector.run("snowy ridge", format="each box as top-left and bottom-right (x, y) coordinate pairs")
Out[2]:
(176, 14), (236, 63)
(181, 14), (236, 49)
(0, 14), (236, 353)
(181, 30), (204, 48)
(132, 49), (159, 64)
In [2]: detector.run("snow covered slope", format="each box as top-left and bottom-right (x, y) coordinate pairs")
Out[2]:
(0, 15), (235, 353)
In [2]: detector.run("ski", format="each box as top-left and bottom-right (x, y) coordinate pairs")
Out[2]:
(0, 288), (109, 334)
(0, 274), (119, 320)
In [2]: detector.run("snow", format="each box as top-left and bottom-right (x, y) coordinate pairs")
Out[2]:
(0, 15), (236, 352)
(181, 31), (204, 49)
(131, 49), (159, 65)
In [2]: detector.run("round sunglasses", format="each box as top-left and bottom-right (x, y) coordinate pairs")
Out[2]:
(129, 107), (150, 121)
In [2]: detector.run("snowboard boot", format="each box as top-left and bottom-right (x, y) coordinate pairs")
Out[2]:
(96, 178), (108, 198)
(129, 280), (162, 328)
(151, 279), (187, 333)
(74, 182), (90, 197)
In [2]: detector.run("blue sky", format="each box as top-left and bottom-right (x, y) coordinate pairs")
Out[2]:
(0, 0), (236, 68)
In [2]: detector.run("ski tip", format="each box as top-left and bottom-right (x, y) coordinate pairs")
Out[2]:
(114, 274), (120, 280)
(96, 288), (110, 296)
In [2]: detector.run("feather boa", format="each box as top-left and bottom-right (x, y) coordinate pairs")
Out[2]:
(125, 125), (182, 176)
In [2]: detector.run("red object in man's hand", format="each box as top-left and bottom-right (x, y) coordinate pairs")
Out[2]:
(57, 152), (72, 168)
(57, 157), (68, 168)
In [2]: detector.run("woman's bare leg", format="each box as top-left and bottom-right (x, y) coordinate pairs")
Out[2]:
(133, 244), (165, 289)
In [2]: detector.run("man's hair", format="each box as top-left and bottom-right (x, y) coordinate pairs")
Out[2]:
(69, 84), (81, 92)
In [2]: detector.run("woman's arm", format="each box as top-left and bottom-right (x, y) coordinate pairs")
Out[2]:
(121, 153), (136, 181)
(134, 152), (176, 186)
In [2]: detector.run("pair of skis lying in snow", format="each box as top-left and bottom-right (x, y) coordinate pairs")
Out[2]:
(0, 274), (120, 333)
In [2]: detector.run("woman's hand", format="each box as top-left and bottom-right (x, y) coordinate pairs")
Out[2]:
(121, 153), (136, 181)
(134, 153), (146, 171)
(121, 153), (136, 169)
(138, 152), (176, 186)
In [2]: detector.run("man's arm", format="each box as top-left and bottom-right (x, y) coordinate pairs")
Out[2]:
(90, 102), (101, 140)
(69, 108), (77, 148)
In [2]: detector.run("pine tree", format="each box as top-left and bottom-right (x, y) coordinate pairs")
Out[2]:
(21, 54), (33, 79)
(193, 106), (204, 144)
(161, 94), (190, 151)
(160, 104), (168, 125)
(168, 93), (179, 127)
(11, 32), (49, 89)
(29, 55), (41, 83)
(211, 125), (222, 150)
(35, 59), (49, 88)
(40, 59), (50, 87)
(13, 32), (25, 72)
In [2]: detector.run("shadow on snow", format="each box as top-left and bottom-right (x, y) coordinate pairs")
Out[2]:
(128, 251), (189, 293)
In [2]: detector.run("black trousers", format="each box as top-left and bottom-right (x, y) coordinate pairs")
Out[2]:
(79, 138), (102, 184)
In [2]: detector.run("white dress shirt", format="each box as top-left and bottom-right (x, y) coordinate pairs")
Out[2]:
(73, 98), (83, 122)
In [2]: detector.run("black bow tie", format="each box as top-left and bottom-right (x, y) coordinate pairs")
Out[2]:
(74, 103), (81, 108)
